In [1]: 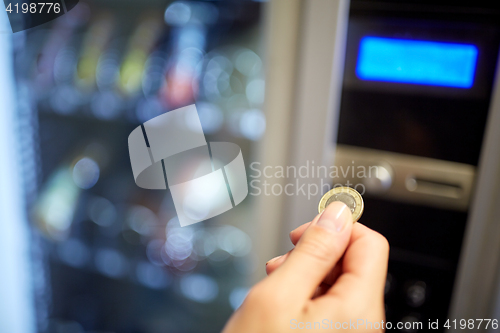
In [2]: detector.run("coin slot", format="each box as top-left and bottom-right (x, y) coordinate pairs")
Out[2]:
(405, 176), (463, 199)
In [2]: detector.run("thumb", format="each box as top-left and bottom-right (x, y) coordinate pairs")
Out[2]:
(266, 201), (353, 301)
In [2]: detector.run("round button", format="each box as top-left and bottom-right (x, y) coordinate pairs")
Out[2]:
(363, 164), (393, 193)
(400, 314), (421, 332)
(406, 281), (427, 307)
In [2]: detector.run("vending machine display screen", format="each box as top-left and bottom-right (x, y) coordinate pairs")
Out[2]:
(356, 37), (478, 88)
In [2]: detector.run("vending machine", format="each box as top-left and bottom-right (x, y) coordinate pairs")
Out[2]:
(259, 0), (500, 331)
(333, 0), (500, 326)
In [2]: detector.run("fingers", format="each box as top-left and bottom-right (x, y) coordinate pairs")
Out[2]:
(266, 213), (320, 275)
(323, 223), (389, 303)
(266, 250), (343, 289)
(265, 251), (290, 275)
(289, 221), (312, 245)
(264, 202), (353, 302)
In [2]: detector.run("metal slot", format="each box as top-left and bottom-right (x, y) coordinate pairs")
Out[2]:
(406, 176), (463, 199)
(332, 145), (476, 211)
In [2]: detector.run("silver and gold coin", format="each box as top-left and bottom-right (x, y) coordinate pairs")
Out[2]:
(318, 186), (364, 222)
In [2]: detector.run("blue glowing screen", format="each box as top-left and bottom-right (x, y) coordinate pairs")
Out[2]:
(356, 37), (478, 88)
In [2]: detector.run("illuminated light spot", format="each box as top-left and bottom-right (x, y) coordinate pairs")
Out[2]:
(229, 287), (250, 310)
(192, 230), (216, 260)
(88, 196), (116, 227)
(207, 55), (233, 74)
(146, 239), (166, 266)
(126, 205), (158, 236)
(227, 109), (244, 137)
(54, 48), (77, 84)
(218, 226), (252, 257)
(227, 94), (249, 110)
(203, 70), (222, 101)
(246, 79), (265, 105)
(172, 257), (197, 272)
(90, 91), (122, 120)
(95, 248), (128, 278)
(58, 239), (90, 268)
(142, 54), (166, 96)
(235, 49), (262, 77)
(180, 274), (219, 303)
(136, 261), (170, 289)
(164, 2), (191, 25)
(96, 51), (120, 89)
(50, 85), (83, 115)
(166, 217), (181, 231)
(165, 227), (194, 261)
(72, 157), (100, 189)
(178, 28), (205, 50)
(356, 37), (478, 88)
(185, 102), (223, 134)
(240, 109), (266, 141)
(217, 71), (231, 95)
(136, 96), (163, 123)
(35, 168), (79, 240)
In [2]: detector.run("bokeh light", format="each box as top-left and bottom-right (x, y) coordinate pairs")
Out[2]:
(136, 261), (171, 289)
(72, 157), (100, 189)
(229, 287), (250, 310)
(235, 49), (262, 76)
(95, 248), (128, 278)
(126, 205), (159, 236)
(90, 91), (122, 120)
(165, 227), (194, 261)
(217, 225), (252, 257)
(239, 108), (266, 140)
(180, 274), (219, 303)
(246, 78), (265, 105)
(195, 102), (224, 134)
(57, 239), (90, 268)
(164, 2), (192, 26)
(87, 196), (116, 227)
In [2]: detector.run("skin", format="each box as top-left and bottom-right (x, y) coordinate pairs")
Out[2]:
(223, 201), (390, 333)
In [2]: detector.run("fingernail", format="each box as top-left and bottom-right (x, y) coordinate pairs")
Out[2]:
(317, 201), (352, 232)
(266, 255), (282, 265)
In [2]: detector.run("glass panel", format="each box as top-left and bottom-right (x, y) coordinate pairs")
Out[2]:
(11, 1), (266, 332)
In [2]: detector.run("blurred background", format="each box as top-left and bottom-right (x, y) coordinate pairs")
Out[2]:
(2, 0), (500, 332)
(2, 1), (264, 332)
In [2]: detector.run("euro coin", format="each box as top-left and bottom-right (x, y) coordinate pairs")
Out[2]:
(318, 186), (364, 222)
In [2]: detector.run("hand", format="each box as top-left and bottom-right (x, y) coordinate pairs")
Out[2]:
(223, 201), (390, 332)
